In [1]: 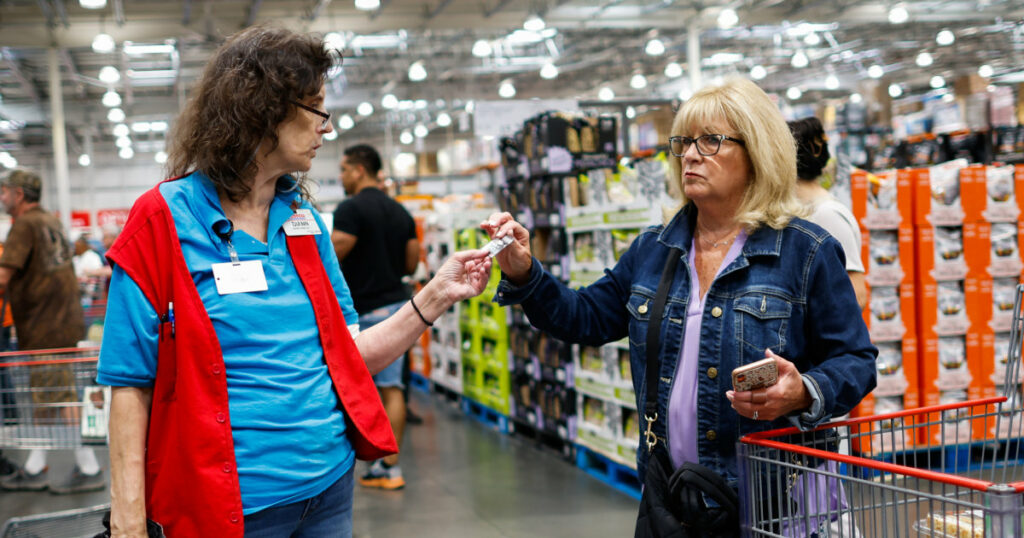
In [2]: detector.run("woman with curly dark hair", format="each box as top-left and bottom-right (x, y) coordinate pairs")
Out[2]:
(96, 26), (492, 537)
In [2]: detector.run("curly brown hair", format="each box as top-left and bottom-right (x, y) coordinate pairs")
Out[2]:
(167, 25), (337, 202)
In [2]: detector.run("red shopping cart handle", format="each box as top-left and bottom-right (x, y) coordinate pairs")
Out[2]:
(0, 346), (100, 358)
(0, 356), (99, 368)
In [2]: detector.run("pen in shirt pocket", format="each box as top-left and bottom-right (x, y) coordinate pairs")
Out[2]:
(168, 302), (175, 338)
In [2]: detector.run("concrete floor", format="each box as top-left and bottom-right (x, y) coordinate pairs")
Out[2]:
(1, 391), (638, 537)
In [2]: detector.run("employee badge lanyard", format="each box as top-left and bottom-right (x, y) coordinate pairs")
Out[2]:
(211, 220), (269, 295)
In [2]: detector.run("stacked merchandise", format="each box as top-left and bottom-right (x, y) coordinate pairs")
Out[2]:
(397, 195), (435, 383)
(424, 212), (462, 395)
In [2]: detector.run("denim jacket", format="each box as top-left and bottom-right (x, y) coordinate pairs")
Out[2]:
(495, 204), (877, 486)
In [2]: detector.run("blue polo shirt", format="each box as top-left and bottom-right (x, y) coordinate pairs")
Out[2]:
(97, 172), (359, 515)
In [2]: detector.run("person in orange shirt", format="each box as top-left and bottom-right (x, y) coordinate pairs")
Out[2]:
(0, 242), (16, 478)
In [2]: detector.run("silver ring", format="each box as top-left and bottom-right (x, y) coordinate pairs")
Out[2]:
(753, 411), (759, 421)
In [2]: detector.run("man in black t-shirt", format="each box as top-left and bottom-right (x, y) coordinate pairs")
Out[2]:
(332, 144), (418, 490)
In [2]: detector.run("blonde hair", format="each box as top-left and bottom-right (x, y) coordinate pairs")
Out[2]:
(667, 78), (805, 230)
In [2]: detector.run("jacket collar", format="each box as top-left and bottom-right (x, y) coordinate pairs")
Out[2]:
(657, 203), (784, 259)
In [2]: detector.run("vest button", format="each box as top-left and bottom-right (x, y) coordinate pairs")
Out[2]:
(212, 365), (222, 375)
(706, 430), (717, 441)
(222, 463), (232, 473)
(707, 367), (718, 379)
(711, 306), (723, 318)
(216, 413), (226, 423)
(230, 512), (240, 523)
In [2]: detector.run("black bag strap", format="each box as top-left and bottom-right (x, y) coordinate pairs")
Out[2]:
(643, 247), (683, 454)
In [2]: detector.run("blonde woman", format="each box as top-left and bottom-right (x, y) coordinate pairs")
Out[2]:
(482, 78), (876, 536)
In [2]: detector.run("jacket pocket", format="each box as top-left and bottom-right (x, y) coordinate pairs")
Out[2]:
(155, 319), (177, 402)
(734, 293), (791, 364)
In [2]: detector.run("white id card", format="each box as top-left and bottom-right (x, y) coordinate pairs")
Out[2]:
(283, 209), (321, 236)
(212, 260), (269, 295)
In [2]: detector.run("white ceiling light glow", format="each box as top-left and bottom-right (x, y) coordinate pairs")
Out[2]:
(930, 75), (945, 88)
(155, 151), (168, 164)
(791, 50), (809, 68)
(324, 32), (346, 51)
(936, 29), (955, 46)
(414, 124), (429, 138)
(102, 90), (122, 107)
(357, 102), (374, 116)
(323, 129), (338, 141)
(472, 39), (492, 57)
(630, 73), (648, 89)
(850, 93), (863, 104)
(150, 121), (168, 132)
(645, 38), (665, 56)
(415, 99), (427, 109)
(113, 124), (130, 137)
(786, 87), (802, 100)
(381, 94), (399, 109)
(523, 15), (545, 32)
(664, 62), (683, 78)
(626, 106), (636, 119)
(116, 136), (132, 148)
(99, 66), (121, 83)
(916, 52), (933, 67)
(540, 62), (559, 80)
(888, 4), (909, 24)
(119, 147), (134, 159)
(803, 32), (821, 46)
(598, 87), (615, 101)
(107, 108), (125, 123)
(436, 112), (452, 127)
(131, 122), (151, 133)
(79, 0), (106, 9)
(399, 130), (413, 144)
(354, 0), (380, 10)
(717, 8), (738, 29)
(408, 61), (427, 82)
(750, 65), (767, 80)
(499, 80), (516, 98)
(92, 33), (115, 53)
(979, 64), (994, 78)
(78, 154), (91, 167)
(338, 114), (355, 130)
(888, 83), (903, 97)
(868, 65), (885, 79)
(825, 75), (839, 90)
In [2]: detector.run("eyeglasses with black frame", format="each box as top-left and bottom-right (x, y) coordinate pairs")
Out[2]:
(668, 134), (746, 157)
(290, 100), (332, 130)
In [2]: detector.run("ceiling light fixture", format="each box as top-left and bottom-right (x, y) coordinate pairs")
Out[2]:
(472, 39), (492, 57)
(850, 93), (863, 104)
(408, 61), (427, 82)
(324, 32), (346, 51)
(540, 62), (559, 80)
(338, 114), (355, 130)
(381, 94), (399, 109)
(888, 83), (903, 97)
(645, 38), (666, 56)
(930, 75), (946, 88)
(79, 0), (106, 9)
(323, 129), (338, 141)
(115, 136), (132, 148)
(499, 80), (516, 98)
(598, 87), (615, 101)
(414, 124), (429, 138)
(155, 151), (168, 164)
(78, 154), (91, 167)
(523, 15), (545, 32)
(786, 87), (802, 100)
(119, 147), (134, 159)
(113, 124), (129, 137)
(791, 50), (809, 68)
(357, 102), (374, 116)
(888, 4), (909, 24)
(102, 90), (122, 108)
(131, 122), (151, 133)
(717, 8), (738, 29)
(678, 87), (693, 100)
(664, 62), (683, 78)
(868, 65), (885, 79)
(92, 33), (115, 53)
(99, 66), (121, 84)
(630, 73), (648, 89)
(150, 121), (168, 132)
(916, 52), (933, 67)
(414, 99), (427, 109)
(107, 108), (125, 123)
(626, 106), (636, 119)
(803, 32), (821, 46)
(750, 65), (767, 80)
(979, 64), (994, 78)
(436, 112), (452, 127)
(825, 75), (839, 90)
(400, 130), (413, 144)
(354, 0), (380, 10)
(936, 29), (955, 46)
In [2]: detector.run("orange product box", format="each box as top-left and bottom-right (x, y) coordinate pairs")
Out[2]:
(850, 377), (919, 454)
(851, 168), (914, 230)
(914, 161), (975, 227)
(864, 226), (915, 289)
(915, 224), (969, 284)
(962, 221), (1024, 279)
(960, 164), (1020, 223)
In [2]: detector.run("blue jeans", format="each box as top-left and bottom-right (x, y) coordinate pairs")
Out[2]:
(243, 466), (354, 538)
(360, 300), (407, 389)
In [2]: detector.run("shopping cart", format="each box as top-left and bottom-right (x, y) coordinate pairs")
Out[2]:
(738, 284), (1024, 537)
(0, 347), (107, 450)
(0, 504), (108, 538)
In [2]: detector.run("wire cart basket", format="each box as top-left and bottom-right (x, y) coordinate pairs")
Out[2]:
(0, 504), (109, 538)
(738, 284), (1024, 537)
(0, 347), (107, 450)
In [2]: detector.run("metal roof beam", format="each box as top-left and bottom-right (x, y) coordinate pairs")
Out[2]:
(35, 0), (55, 28)
(484, 0), (514, 18)
(308, 0), (328, 22)
(1, 48), (42, 108)
(113, 0), (126, 26)
(369, 0), (392, 21)
(426, 0), (455, 20)
(247, 0), (265, 26)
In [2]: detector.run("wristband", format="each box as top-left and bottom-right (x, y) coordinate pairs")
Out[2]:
(410, 295), (433, 327)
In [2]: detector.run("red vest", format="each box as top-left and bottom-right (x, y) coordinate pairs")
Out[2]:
(107, 181), (397, 537)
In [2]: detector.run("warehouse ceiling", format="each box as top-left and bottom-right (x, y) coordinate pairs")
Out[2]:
(0, 0), (1022, 167)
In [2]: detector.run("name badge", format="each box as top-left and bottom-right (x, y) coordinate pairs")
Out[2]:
(212, 260), (269, 295)
(283, 209), (321, 236)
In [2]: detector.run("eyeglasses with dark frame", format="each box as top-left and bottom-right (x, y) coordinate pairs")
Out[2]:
(668, 134), (746, 157)
(290, 100), (332, 130)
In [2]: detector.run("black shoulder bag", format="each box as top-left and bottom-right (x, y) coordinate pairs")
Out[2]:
(634, 247), (740, 538)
